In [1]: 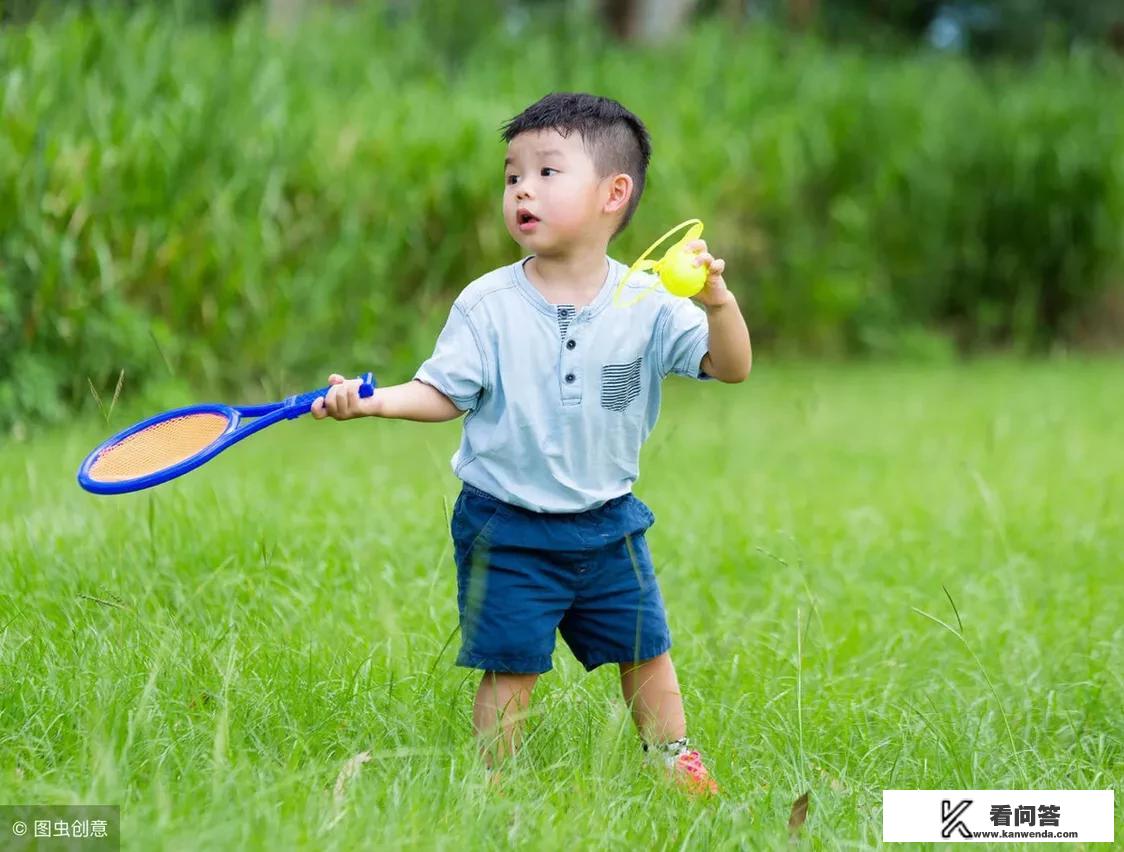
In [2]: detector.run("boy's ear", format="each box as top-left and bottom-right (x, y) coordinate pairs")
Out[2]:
(602, 173), (633, 216)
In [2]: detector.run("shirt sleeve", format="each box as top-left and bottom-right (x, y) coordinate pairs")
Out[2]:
(657, 298), (713, 380)
(414, 302), (488, 411)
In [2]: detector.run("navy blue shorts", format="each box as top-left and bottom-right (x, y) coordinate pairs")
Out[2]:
(450, 483), (672, 674)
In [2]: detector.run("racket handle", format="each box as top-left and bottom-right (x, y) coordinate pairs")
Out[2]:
(285, 372), (378, 419)
(357, 372), (377, 398)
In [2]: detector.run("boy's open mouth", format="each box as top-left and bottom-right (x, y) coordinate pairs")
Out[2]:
(517, 209), (540, 231)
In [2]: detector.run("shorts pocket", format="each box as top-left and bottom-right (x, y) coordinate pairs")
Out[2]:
(630, 496), (656, 531)
(600, 357), (643, 412)
(452, 491), (508, 557)
(467, 506), (504, 555)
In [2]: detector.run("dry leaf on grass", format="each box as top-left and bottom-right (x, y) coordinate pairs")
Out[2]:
(788, 791), (810, 835)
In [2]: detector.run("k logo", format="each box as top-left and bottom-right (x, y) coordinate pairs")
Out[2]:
(941, 799), (973, 839)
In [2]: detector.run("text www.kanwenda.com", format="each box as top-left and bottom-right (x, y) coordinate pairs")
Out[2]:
(972, 830), (1079, 839)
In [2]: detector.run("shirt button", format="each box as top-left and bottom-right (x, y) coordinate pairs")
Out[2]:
(566, 339), (576, 350)
(564, 373), (576, 383)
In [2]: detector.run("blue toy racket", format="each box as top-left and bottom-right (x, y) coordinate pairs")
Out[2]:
(77, 373), (376, 495)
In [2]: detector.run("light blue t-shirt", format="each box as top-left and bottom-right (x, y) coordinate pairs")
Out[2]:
(414, 256), (712, 513)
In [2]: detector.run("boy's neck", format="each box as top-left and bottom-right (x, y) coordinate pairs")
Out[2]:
(525, 242), (611, 308)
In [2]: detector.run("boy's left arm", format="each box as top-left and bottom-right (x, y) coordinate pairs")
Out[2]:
(688, 240), (752, 383)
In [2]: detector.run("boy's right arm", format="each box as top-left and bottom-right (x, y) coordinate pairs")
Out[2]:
(311, 374), (463, 423)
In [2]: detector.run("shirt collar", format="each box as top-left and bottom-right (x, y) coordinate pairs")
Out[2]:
(512, 256), (623, 320)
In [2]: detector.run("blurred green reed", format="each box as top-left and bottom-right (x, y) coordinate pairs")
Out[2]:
(1, 4), (1122, 429)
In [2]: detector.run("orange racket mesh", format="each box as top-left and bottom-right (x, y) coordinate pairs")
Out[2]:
(87, 412), (231, 482)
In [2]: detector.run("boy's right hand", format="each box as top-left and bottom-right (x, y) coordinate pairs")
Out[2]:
(311, 373), (380, 420)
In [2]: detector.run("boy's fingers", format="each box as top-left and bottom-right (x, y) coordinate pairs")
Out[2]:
(328, 373), (345, 384)
(311, 397), (325, 418)
(322, 378), (363, 419)
(686, 239), (706, 252)
(340, 385), (359, 418)
(693, 252), (714, 267)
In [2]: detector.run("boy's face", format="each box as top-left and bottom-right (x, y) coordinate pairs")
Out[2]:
(503, 128), (616, 254)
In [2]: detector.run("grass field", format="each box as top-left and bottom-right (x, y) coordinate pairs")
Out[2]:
(1, 361), (1121, 850)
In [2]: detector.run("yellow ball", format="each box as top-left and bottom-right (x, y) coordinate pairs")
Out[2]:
(612, 218), (707, 309)
(657, 242), (708, 298)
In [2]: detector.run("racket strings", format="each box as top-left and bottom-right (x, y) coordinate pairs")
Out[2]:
(87, 412), (231, 482)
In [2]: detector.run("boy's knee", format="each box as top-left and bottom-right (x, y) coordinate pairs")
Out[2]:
(482, 670), (539, 690)
(620, 651), (671, 674)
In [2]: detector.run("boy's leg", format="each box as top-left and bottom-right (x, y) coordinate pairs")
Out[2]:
(620, 652), (719, 795)
(619, 651), (686, 744)
(473, 670), (539, 768)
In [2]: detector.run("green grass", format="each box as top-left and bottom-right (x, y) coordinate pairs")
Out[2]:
(1, 361), (1121, 850)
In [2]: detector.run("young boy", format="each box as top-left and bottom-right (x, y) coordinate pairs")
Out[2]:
(312, 93), (751, 796)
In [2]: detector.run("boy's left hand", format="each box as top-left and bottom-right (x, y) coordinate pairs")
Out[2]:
(686, 240), (734, 309)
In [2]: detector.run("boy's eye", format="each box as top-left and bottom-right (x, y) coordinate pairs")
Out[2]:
(505, 168), (556, 185)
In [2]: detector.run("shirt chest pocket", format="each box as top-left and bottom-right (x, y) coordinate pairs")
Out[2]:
(600, 356), (644, 413)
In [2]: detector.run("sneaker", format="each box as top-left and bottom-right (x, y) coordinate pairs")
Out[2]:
(667, 749), (719, 797)
(644, 740), (720, 797)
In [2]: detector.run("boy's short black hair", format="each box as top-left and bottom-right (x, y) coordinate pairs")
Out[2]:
(501, 92), (652, 236)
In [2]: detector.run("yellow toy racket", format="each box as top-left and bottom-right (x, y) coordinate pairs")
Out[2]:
(612, 218), (708, 308)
